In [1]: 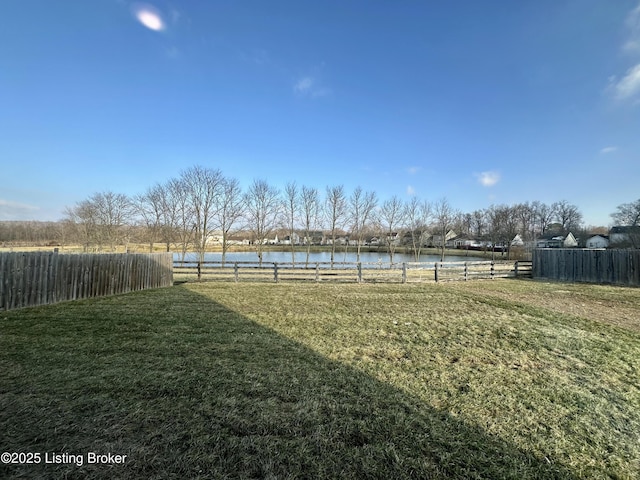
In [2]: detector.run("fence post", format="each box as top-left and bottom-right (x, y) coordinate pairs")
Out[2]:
(435, 262), (439, 283)
(464, 262), (468, 281)
(514, 261), (519, 278)
(402, 263), (407, 283)
(357, 262), (362, 283)
(490, 261), (495, 280)
(234, 262), (239, 282)
(315, 262), (320, 282)
(197, 261), (201, 281)
(274, 263), (278, 283)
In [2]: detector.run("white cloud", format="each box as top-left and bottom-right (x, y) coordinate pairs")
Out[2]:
(624, 39), (640, 53)
(610, 63), (640, 100)
(131, 3), (165, 32)
(0, 199), (39, 220)
(407, 185), (416, 196)
(476, 171), (500, 187)
(623, 2), (640, 53)
(608, 3), (640, 104)
(406, 166), (421, 175)
(600, 146), (618, 154)
(294, 77), (313, 93)
(293, 76), (331, 98)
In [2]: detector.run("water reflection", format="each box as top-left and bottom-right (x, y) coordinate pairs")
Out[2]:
(174, 250), (489, 267)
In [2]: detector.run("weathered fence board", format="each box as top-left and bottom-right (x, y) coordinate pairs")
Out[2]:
(532, 249), (640, 286)
(0, 252), (173, 311)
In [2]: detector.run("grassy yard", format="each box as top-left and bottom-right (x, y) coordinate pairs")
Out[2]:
(1, 280), (639, 479)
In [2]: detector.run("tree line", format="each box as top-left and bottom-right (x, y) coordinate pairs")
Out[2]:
(2, 165), (639, 263)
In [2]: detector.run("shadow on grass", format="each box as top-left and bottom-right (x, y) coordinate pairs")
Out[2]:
(0, 285), (578, 479)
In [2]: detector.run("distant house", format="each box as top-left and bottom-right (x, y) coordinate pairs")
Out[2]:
(510, 234), (524, 247)
(326, 236), (349, 246)
(281, 233), (301, 245)
(268, 234), (279, 245)
(536, 232), (577, 248)
(401, 231), (433, 247)
(302, 230), (325, 245)
(585, 235), (609, 249)
(609, 226), (640, 248)
(205, 230), (224, 245)
(206, 231), (251, 246)
(224, 234), (251, 246)
(431, 230), (457, 248)
(387, 232), (402, 245)
(453, 236), (482, 249)
(368, 236), (381, 246)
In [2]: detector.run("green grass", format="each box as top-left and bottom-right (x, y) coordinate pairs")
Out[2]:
(1, 280), (639, 479)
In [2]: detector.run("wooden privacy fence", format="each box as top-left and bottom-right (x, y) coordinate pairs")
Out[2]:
(533, 249), (640, 286)
(174, 260), (532, 283)
(0, 252), (174, 311)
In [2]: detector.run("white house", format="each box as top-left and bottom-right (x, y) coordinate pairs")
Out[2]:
(563, 232), (578, 247)
(510, 234), (524, 247)
(368, 236), (381, 246)
(453, 237), (483, 249)
(536, 232), (577, 248)
(585, 235), (609, 249)
(205, 230), (225, 245)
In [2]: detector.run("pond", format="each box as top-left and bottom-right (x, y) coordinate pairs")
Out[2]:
(173, 250), (489, 267)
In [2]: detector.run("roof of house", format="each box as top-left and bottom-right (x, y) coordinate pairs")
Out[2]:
(610, 226), (640, 234)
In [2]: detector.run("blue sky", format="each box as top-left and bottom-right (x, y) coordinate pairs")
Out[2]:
(1, 0), (639, 226)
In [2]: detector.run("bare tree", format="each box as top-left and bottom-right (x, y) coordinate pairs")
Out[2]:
(487, 204), (519, 259)
(611, 198), (640, 226)
(516, 201), (538, 242)
(283, 182), (300, 265)
(63, 200), (97, 252)
(552, 200), (583, 233)
(405, 197), (431, 261)
(180, 166), (224, 263)
(470, 209), (487, 239)
(244, 179), (281, 266)
(96, 192), (133, 251)
(349, 187), (378, 262)
(455, 212), (473, 238)
(325, 185), (347, 268)
(165, 177), (195, 262)
(379, 196), (406, 264)
(433, 198), (456, 261)
(65, 192), (133, 252)
(300, 185), (321, 267)
(216, 177), (245, 266)
(535, 202), (556, 236)
(135, 184), (166, 252)
(486, 206), (503, 260)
